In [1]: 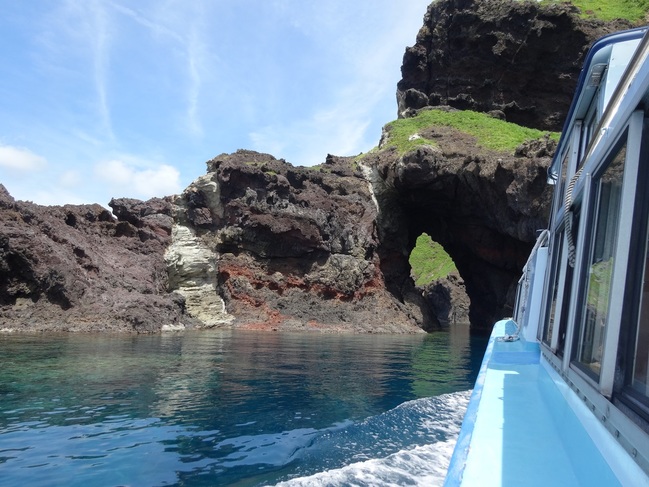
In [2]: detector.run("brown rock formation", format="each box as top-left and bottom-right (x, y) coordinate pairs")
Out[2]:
(0, 185), (197, 332)
(365, 122), (555, 330)
(168, 150), (430, 333)
(397, 0), (635, 130)
(424, 272), (470, 326)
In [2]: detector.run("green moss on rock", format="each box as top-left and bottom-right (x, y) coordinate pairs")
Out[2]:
(381, 109), (558, 155)
(541, 0), (649, 22)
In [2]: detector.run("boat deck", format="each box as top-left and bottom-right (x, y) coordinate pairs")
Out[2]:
(445, 320), (645, 486)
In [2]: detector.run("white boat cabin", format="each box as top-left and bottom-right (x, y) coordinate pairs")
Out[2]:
(517, 25), (649, 478)
(447, 26), (649, 486)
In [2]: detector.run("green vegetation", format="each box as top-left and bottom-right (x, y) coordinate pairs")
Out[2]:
(305, 160), (360, 174)
(586, 258), (614, 313)
(541, 0), (649, 22)
(382, 109), (558, 155)
(409, 233), (457, 286)
(381, 128), (438, 155)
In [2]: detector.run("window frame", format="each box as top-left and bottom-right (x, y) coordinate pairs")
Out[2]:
(541, 125), (583, 352)
(617, 116), (649, 420)
(565, 111), (644, 397)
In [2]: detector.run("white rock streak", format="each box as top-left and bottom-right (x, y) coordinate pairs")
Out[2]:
(164, 211), (232, 328)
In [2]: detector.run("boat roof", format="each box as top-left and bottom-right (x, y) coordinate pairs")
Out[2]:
(548, 26), (648, 182)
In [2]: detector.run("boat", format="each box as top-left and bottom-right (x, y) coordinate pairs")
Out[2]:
(444, 26), (649, 486)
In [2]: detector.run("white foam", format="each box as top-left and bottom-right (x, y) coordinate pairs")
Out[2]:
(274, 439), (457, 487)
(273, 390), (471, 487)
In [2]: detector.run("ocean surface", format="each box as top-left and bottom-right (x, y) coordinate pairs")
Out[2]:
(0, 325), (487, 487)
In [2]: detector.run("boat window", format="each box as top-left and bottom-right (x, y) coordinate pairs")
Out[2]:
(556, 210), (579, 357)
(543, 230), (564, 346)
(552, 152), (571, 226)
(618, 119), (649, 419)
(616, 205), (649, 422)
(557, 248), (575, 357)
(630, 248), (649, 400)
(579, 91), (600, 167)
(573, 141), (627, 380)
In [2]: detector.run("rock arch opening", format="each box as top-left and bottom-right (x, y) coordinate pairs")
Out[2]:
(371, 140), (554, 332)
(409, 233), (456, 287)
(408, 232), (469, 326)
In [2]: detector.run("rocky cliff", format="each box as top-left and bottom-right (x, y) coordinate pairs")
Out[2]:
(0, 0), (642, 333)
(0, 185), (198, 332)
(165, 150), (430, 333)
(397, 0), (634, 130)
(0, 129), (553, 332)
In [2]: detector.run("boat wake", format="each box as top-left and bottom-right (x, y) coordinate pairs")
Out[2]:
(0, 388), (470, 487)
(274, 440), (457, 487)
(271, 389), (471, 486)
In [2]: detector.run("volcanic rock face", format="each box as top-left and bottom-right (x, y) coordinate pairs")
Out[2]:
(397, 0), (634, 130)
(166, 150), (430, 333)
(365, 124), (555, 329)
(0, 185), (197, 332)
(163, 172), (233, 329)
(424, 272), (470, 326)
(160, 125), (554, 331)
(0, 128), (552, 332)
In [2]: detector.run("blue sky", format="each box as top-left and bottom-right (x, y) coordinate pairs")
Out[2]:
(0, 1), (430, 206)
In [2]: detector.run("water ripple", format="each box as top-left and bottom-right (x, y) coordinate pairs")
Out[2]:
(0, 327), (485, 486)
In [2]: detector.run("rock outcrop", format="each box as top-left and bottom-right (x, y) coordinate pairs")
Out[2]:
(397, 0), (635, 130)
(362, 123), (555, 329)
(0, 124), (554, 332)
(424, 272), (470, 326)
(166, 150), (430, 333)
(0, 185), (198, 332)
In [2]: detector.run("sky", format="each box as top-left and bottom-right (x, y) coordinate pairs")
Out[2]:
(0, 0), (431, 207)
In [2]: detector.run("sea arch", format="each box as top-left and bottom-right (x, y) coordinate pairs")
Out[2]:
(370, 141), (553, 331)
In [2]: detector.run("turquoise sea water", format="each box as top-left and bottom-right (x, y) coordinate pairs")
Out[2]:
(0, 325), (486, 486)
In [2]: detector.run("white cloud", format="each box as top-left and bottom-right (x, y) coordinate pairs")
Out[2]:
(2, 0), (430, 205)
(40, 1), (115, 139)
(185, 27), (205, 137)
(107, 0), (207, 137)
(0, 145), (48, 172)
(91, 4), (114, 140)
(107, 1), (183, 43)
(94, 158), (182, 199)
(30, 188), (97, 207)
(1, 176), (98, 207)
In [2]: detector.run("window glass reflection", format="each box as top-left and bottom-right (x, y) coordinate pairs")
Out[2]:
(631, 236), (649, 396)
(575, 144), (626, 379)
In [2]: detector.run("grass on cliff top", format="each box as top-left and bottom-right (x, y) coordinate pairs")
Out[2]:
(541, 0), (649, 22)
(409, 233), (457, 286)
(382, 109), (558, 155)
